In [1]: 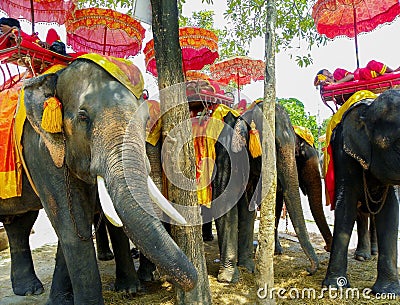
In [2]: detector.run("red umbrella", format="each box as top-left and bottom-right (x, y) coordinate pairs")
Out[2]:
(0, 0), (75, 33)
(143, 26), (219, 77)
(312, 0), (400, 68)
(65, 8), (145, 58)
(210, 56), (265, 102)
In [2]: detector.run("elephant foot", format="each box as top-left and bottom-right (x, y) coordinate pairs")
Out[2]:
(46, 292), (74, 305)
(138, 265), (155, 282)
(12, 276), (44, 296)
(97, 249), (114, 261)
(114, 277), (141, 294)
(217, 262), (239, 283)
(354, 249), (372, 261)
(372, 280), (400, 296)
(322, 275), (350, 289)
(274, 239), (284, 255)
(237, 258), (255, 273)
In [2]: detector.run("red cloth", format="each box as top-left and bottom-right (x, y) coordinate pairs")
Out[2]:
(334, 60), (387, 82)
(325, 144), (335, 210)
(333, 68), (353, 81)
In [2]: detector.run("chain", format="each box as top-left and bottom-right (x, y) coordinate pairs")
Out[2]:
(63, 133), (104, 240)
(363, 171), (389, 215)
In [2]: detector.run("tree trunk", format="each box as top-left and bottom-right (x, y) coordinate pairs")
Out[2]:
(150, 1), (212, 304)
(255, 1), (276, 305)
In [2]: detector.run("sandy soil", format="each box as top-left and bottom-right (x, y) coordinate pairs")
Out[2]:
(1, 196), (399, 304)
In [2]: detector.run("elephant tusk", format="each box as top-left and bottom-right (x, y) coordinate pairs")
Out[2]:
(97, 176), (123, 227)
(147, 176), (187, 225)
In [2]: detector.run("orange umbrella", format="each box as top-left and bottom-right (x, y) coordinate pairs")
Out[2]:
(185, 70), (210, 81)
(144, 27), (219, 77)
(0, 0), (75, 33)
(312, 0), (400, 68)
(210, 56), (265, 102)
(66, 8), (145, 57)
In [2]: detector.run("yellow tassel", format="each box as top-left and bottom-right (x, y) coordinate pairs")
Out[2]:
(249, 120), (262, 158)
(41, 97), (62, 133)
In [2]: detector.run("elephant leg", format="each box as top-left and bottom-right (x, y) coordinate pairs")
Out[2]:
(354, 209), (372, 261)
(47, 242), (73, 305)
(369, 214), (378, 256)
(94, 212), (114, 261)
(214, 204), (239, 283)
(106, 221), (141, 293)
(137, 252), (156, 282)
(372, 189), (400, 295)
(323, 185), (358, 289)
(3, 210), (44, 296)
(201, 205), (214, 241)
(274, 189), (284, 255)
(237, 194), (255, 272)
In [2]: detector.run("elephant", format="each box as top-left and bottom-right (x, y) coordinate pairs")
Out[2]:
(0, 57), (197, 304)
(208, 102), (320, 283)
(323, 89), (400, 295)
(275, 131), (332, 253)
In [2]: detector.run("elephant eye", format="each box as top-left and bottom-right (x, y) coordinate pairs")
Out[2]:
(78, 109), (90, 122)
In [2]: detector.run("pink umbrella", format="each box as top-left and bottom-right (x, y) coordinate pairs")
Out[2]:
(0, 0), (75, 34)
(144, 26), (219, 77)
(65, 8), (145, 57)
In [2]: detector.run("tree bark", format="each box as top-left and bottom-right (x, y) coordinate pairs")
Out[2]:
(150, 1), (212, 304)
(255, 1), (276, 304)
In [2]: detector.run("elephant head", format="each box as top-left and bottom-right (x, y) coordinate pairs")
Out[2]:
(22, 57), (197, 294)
(342, 89), (400, 184)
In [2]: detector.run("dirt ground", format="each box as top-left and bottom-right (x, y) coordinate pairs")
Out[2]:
(1, 224), (399, 305)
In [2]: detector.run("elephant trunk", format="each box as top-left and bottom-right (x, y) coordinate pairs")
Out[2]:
(103, 137), (197, 291)
(279, 146), (319, 275)
(300, 155), (332, 252)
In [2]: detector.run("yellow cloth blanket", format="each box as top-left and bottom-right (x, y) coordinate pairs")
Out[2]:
(293, 125), (314, 147)
(145, 102), (240, 207)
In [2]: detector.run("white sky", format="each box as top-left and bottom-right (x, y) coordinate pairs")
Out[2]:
(2, 1), (400, 123)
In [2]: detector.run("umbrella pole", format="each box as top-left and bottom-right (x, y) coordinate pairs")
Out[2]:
(353, 6), (360, 68)
(237, 71), (240, 103)
(30, 0), (35, 34)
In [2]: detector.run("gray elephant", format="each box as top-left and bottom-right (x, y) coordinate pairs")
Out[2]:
(323, 89), (400, 295)
(275, 130), (332, 253)
(209, 102), (319, 283)
(0, 57), (197, 304)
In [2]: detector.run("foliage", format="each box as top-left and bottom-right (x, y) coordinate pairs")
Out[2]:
(277, 97), (320, 142)
(180, 10), (246, 59)
(223, 0), (327, 67)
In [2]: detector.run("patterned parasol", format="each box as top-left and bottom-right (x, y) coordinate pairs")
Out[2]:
(312, 0), (400, 68)
(210, 56), (265, 101)
(0, 0), (76, 33)
(144, 26), (219, 77)
(65, 8), (145, 58)
(185, 70), (210, 81)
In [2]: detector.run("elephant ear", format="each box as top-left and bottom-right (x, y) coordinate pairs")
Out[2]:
(342, 108), (371, 170)
(23, 73), (65, 168)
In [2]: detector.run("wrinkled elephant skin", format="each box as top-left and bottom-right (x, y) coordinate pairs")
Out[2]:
(323, 89), (400, 295)
(0, 59), (197, 304)
(210, 103), (319, 283)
